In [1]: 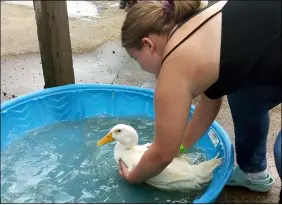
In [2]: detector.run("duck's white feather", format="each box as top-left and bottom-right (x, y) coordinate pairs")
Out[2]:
(114, 141), (222, 192)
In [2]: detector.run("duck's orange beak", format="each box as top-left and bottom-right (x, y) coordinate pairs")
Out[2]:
(97, 132), (115, 146)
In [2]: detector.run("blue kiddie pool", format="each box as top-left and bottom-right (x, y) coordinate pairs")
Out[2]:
(1, 84), (234, 203)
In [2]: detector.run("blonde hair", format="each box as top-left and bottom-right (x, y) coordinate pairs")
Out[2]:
(121, 0), (204, 49)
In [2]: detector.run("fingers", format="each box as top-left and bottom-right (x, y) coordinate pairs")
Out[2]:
(119, 166), (123, 177)
(119, 159), (123, 169)
(119, 159), (128, 169)
(119, 159), (132, 180)
(119, 160), (123, 176)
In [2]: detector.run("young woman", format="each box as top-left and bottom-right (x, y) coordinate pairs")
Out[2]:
(118, 0), (281, 200)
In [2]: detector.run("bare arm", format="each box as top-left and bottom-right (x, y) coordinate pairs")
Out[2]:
(125, 28), (221, 183)
(126, 65), (193, 184)
(182, 94), (223, 149)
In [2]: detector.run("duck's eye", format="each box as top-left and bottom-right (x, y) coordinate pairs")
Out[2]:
(116, 129), (121, 133)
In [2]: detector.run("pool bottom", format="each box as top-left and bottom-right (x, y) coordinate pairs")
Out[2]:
(1, 116), (208, 203)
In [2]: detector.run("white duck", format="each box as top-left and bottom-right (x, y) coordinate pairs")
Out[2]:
(97, 124), (222, 192)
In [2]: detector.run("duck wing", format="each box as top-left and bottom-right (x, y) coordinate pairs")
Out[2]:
(147, 154), (222, 192)
(116, 143), (151, 171)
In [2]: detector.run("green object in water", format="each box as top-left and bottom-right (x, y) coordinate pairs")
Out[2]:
(154, 135), (187, 154)
(180, 144), (187, 154)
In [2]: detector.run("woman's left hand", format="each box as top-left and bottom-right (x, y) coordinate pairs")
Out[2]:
(119, 160), (137, 184)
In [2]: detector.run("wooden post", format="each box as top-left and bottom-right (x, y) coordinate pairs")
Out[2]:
(33, 0), (75, 88)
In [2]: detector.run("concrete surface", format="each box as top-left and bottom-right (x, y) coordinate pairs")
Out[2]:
(1, 1), (281, 203)
(1, 41), (155, 101)
(1, 2), (125, 56)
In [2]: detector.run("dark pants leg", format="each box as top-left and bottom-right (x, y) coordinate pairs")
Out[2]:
(274, 130), (281, 203)
(274, 131), (281, 178)
(227, 85), (281, 174)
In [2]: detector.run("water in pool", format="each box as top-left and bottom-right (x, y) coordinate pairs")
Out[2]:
(1, 117), (208, 203)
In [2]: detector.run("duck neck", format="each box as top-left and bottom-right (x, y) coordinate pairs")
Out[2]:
(115, 142), (135, 150)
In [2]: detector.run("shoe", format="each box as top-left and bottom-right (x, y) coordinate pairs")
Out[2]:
(227, 166), (274, 192)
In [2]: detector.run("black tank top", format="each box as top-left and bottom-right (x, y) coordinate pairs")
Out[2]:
(162, 1), (281, 99)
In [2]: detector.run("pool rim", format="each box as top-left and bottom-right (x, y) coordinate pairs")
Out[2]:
(1, 83), (234, 204)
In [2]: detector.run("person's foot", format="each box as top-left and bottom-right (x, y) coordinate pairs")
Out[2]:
(226, 166), (274, 192)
